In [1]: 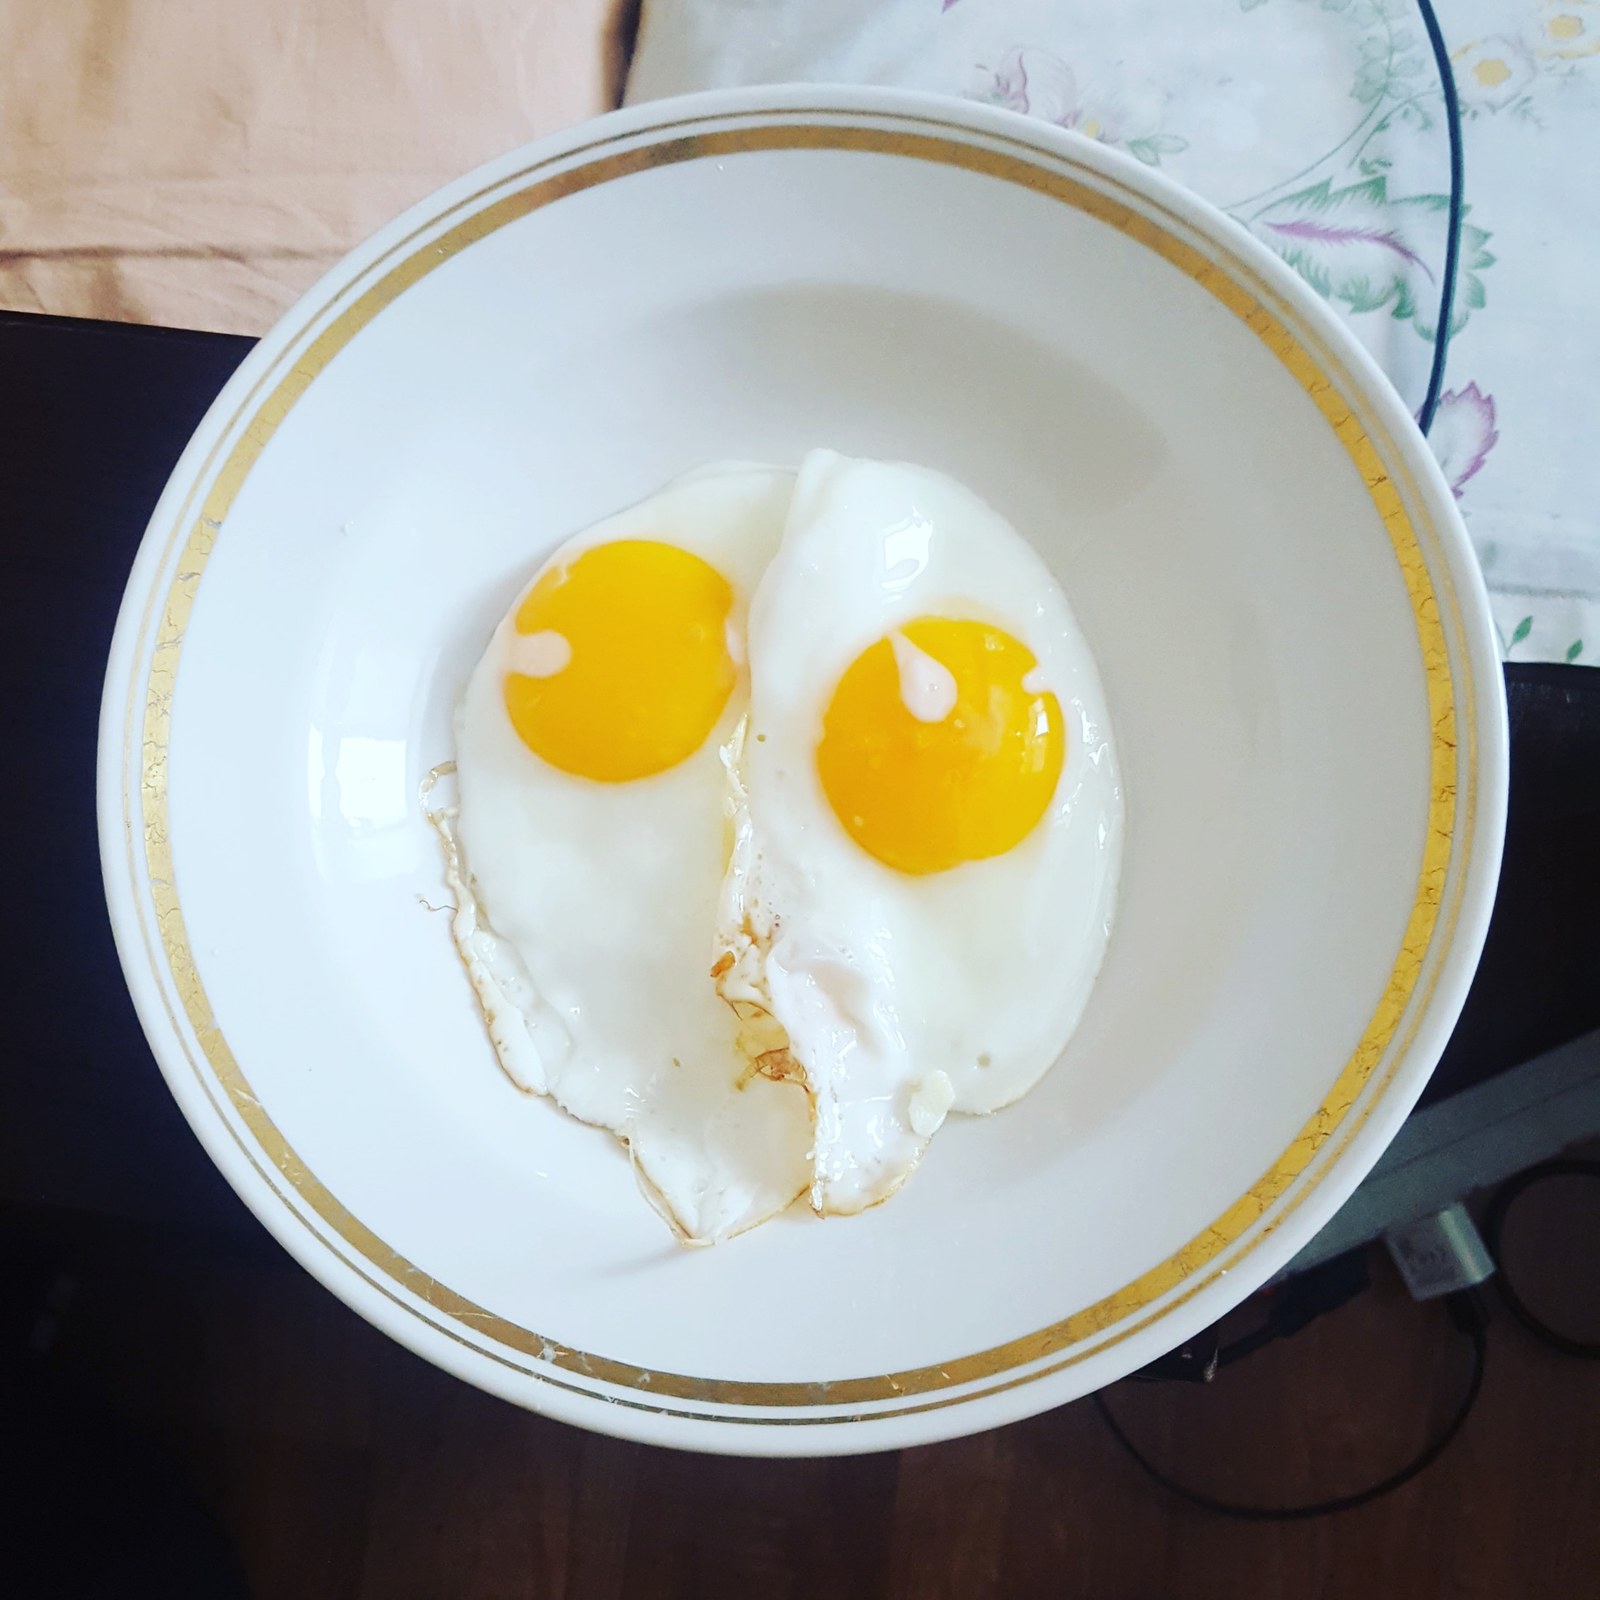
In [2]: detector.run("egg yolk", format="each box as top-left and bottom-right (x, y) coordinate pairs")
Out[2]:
(503, 539), (737, 781)
(816, 617), (1065, 875)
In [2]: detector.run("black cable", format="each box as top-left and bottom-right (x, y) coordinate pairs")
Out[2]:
(1126, 1251), (1371, 1384)
(1222, 1248), (1372, 1368)
(1090, 1), (1471, 1520)
(1414, 0), (1464, 438)
(1094, 1289), (1488, 1521)
(1484, 1158), (1600, 1360)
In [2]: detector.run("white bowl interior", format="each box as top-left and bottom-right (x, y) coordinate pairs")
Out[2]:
(107, 101), (1493, 1450)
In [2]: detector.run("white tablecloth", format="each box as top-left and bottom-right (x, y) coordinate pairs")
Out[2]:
(629, 0), (1600, 667)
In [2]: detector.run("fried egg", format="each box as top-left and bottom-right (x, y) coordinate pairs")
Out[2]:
(714, 451), (1123, 1214)
(442, 464), (812, 1243)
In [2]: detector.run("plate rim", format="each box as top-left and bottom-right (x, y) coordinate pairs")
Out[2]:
(97, 84), (1509, 1455)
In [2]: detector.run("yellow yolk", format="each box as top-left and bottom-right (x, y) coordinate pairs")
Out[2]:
(504, 539), (737, 781)
(816, 617), (1065, 875)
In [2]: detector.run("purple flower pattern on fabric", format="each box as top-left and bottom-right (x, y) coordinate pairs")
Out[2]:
(967, 47), (1187, 165)
(952, 2), (1590, 666)
(1427, 383), (1500, 498)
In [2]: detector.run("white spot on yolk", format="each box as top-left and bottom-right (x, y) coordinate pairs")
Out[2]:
(1021, 666), (1049, 696)
(506, 630), (572, 679)
(889, 630), (958, 723)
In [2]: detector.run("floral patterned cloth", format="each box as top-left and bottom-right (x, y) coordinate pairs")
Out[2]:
(628, 0), (1600, 666)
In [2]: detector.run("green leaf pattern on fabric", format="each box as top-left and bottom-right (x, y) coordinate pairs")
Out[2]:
(1250, 178), (1494, 337)
(1226, 0), (1497, 343)
(959, 0), (1598, 667)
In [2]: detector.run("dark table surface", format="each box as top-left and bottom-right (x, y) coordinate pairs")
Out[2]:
(3, 304), (1599, 1237)
(4, 308), (1600, 1599)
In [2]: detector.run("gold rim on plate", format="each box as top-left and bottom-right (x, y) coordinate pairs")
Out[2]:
(120, 108), (1472, 1425)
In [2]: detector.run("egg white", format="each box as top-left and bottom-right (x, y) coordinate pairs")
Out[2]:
(715, 450), (1124, 1215)
(443, 463), (812, 1243)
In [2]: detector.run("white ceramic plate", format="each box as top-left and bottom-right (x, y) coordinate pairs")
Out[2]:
(99, 87), (1506, 1455)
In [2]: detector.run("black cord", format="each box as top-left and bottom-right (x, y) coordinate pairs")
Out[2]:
(1217, 1247), (1372, 1370)
(1089, 0), (1472, 1521)
(1414, 0), (1464, 437)
(1484, 1159), (1600, 1360)
(1094, 1289), (1489, 1521)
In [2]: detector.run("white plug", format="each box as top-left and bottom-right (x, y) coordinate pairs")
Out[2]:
(1384, 1204), (1496, 1300)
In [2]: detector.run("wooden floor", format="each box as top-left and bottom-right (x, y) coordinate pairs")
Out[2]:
(4, 1195), (1597, 1600)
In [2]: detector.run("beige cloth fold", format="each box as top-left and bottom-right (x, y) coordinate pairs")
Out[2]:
(0, 1), (627, 334)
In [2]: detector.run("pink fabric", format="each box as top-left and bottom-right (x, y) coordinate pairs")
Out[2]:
(0, 1), (627, 334)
